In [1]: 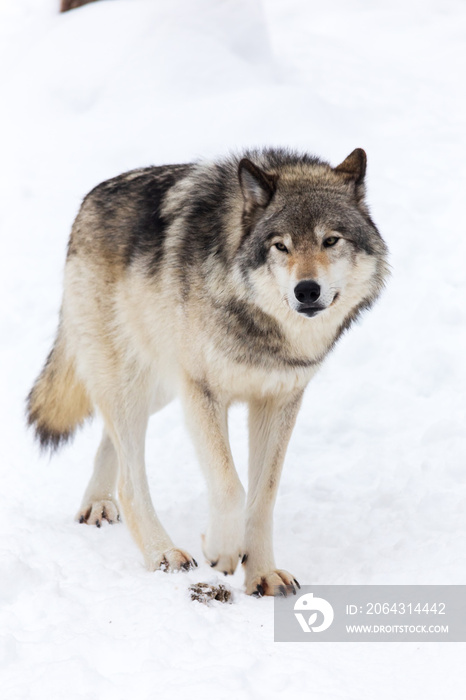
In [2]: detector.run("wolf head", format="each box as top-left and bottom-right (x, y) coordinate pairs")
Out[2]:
(235, 149), (389, 327)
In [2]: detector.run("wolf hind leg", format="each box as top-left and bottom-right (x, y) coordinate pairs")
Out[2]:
(76, 429), (120, 527)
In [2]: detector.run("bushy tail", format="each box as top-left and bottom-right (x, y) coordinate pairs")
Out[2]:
(27, 330), (93, 451)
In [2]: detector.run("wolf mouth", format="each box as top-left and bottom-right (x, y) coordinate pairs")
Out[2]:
(297, 293), (339, 318)
(297, 305), (325, 317)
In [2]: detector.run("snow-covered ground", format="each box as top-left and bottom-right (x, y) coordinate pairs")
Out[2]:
(1, 0), (466, 697)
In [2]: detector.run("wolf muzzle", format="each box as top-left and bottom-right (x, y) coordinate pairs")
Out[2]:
(294, 280), (325, 317)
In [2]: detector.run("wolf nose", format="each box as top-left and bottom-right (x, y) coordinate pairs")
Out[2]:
(294, 280), (321, 304)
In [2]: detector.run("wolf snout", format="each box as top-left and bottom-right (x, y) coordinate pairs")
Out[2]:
(293, 280), (325, 317)
(294, 280), (321, 304)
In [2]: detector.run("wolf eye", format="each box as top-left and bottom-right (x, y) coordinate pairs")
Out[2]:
(274, 242), (288, 253)
(323, 236), (340, 248)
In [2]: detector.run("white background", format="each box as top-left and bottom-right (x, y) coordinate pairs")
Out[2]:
(1, 0), (465, 697)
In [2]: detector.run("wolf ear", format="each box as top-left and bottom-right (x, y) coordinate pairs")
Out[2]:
(238, 158), (276, 213)
(334, 148), (367, 186)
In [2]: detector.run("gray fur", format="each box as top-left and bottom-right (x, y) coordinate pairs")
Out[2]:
(27, 147), (389, 596)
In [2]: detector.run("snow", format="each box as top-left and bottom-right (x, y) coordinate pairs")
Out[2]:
(1, 0), (466, 697)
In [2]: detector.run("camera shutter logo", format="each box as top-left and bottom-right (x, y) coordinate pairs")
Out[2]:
(294, 592), (335, 633)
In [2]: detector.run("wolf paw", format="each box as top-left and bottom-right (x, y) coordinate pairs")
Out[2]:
(201, 531), (243, 576)
(201, 499), (244, 575)
(245, 569), (300, 597)
(76, 499), (121, 527)
(152, 548), (198, 573)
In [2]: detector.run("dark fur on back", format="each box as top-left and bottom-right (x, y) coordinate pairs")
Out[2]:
(67, 163), (193, 274)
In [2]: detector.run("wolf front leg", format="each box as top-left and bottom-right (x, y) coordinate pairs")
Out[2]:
(243, 390), (304, 596)
(100, 397), (197, 573)
(181, 376), (246, 575)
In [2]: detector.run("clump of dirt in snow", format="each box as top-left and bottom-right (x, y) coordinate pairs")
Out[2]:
(189, 582), (232, 604)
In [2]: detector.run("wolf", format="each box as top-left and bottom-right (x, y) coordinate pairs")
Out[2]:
(27, 147), (389, 596)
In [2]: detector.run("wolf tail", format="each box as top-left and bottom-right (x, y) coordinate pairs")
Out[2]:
(27, 327), (93, 451)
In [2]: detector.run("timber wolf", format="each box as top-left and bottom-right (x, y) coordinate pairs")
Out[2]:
(27, 147), (389, 596)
